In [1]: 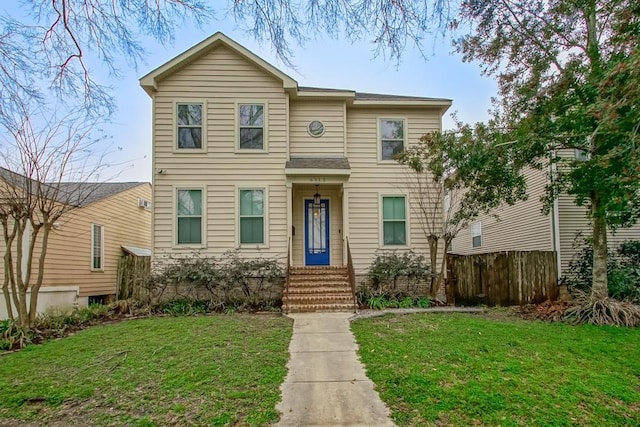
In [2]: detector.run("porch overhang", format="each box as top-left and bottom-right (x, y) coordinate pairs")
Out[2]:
(284, 157), (351, 177)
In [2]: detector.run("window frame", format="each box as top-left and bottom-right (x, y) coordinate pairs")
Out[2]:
(173, 100), (206, 152)
(377, 117), (407, 163)
(90, 223), (104, 271)
(471, 221), (482, 248)
(379, 193), (410, 248)
(235, 101), (268, 153)
(174, 186), (206, 248)
(236, 186), (269, 248)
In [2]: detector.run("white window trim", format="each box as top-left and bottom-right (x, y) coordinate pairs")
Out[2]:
(471, 221), (482, 249)
(235, 185), (270, 249)
(377, 117), (407, 164)
(173, 100), (207, 153)
(235, 101), (269, 153)
(90, 223), (104, 272)
(378, 193), (411, 249)
(173, 185), (207, 248)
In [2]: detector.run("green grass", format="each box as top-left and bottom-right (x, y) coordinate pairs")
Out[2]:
(352, 313), (640, 426)
(0, 314), (292, 426)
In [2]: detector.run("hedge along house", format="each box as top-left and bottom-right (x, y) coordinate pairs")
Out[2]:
(140, 32), (451, 311)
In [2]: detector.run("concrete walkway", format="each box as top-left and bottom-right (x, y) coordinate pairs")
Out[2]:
(275, 312), (395, 427)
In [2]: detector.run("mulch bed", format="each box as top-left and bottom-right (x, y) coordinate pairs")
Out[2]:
(515, 300), (574, 322)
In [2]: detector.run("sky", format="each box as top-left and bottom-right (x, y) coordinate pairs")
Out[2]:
(2, 4), (498, 183)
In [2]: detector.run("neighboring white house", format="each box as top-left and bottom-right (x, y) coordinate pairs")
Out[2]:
(139, 32), (451, 279)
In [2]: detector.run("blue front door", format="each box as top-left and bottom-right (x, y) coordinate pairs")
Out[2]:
(305, 199), (330, 265)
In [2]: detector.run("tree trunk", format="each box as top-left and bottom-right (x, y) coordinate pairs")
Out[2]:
(427, 235), (439, 298)
(441, 236), (453, 305)
(29, 225), (50, 327)
(2, 220), (16, 320)
(591, 211), (608, 299)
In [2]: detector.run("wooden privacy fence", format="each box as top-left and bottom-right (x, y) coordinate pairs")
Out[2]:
(447, 251), (559, 306)
(116, 254), (151, 300)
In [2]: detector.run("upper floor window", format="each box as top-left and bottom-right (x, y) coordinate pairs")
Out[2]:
(380, 118), (405, 161)
(382, 196), (407, 246)
(176, 103), (203, 149)
(239, 104), (265, 150)
(91, 224), (103, 270)
(177, 189), (203, 244)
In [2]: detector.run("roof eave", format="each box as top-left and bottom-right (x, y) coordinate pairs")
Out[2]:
(139, 32), (298, 96)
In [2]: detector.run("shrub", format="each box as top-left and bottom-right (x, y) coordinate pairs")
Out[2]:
(365, 250), (432, 300)
(561, 239), (640, 304)
(1, 320), (32, 350)
(360, 295), (432, 310)
(146, 250), (284, 311)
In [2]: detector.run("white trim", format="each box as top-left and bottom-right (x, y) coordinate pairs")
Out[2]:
(173, 100), (207, 153)
(140, 32), (298, 95)
(90, 223), (105, 271)
(378, 193), (411, 249)
(173, 185), (207, 249)
(235, 185), (270, 249)
(235, 101), (269, 153)
(377, 117), (408, 164)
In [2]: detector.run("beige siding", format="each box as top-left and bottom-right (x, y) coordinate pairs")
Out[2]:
(44, 185), (152, 296)
(153, 45), (288, 261)
(0, 185), (152, 298)
(558, 194), (640, 273)
(450, 167), (554, 255)
(291, 184), (343, 266)
(289, 101), (345, 156)
(346, 107), (443, 275)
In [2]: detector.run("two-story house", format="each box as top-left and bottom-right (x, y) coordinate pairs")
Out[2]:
(140, 32), (451, 310)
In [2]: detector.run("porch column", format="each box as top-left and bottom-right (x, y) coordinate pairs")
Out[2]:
(342, 183), (350, 266)
(286, 182), (293, 265)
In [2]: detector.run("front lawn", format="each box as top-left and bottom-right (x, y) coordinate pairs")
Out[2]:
(0, 315), (292, 426)
(352, 313), (640, 426)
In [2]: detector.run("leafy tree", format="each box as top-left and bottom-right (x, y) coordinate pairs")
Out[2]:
(455, 0), (640, 299)
(397, 121), (527, 298)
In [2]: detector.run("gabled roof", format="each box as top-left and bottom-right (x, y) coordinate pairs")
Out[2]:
(56, 182), (147, 207)
(140, 32), (298, 95)
(139, 32), (451, 112)
(0, 166), (147, 207)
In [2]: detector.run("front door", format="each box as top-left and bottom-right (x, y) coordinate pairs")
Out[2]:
(304, 199), (330, 265)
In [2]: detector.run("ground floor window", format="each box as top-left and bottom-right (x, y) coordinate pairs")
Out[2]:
(91, 224), (103, 270)
(239, 189), (265, 244)
(382, 196), (406, 245)
(177, 189), (203, 244)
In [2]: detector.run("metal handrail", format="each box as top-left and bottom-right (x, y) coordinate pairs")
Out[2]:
(346, 237), (358, 313)
(284, 237), (291, 314)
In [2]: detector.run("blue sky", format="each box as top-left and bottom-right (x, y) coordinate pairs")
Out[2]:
(3, 6), (497, 182)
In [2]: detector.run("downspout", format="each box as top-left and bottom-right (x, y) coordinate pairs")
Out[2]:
(550, 157), (562, 279)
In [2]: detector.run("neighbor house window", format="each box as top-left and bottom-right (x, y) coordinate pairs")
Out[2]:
(176, 103), (203, 149)
(380, 118), (405, 161)
(574, 148), (590, 161)
(239, 189), (265, 244)
(91, 224), (103, 270)
(177, 189), (202, 244)
(238, 104), (264, 150)
(382, 196), (406, 245)
(471, 222), (482, 248)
